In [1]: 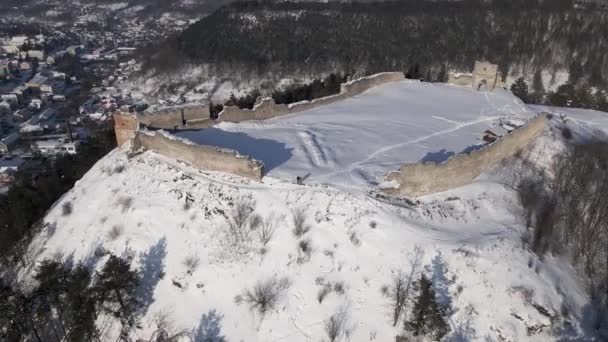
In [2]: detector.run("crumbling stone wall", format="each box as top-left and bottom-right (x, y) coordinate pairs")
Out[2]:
(137, 104), (210, 129)
(448, 73), (474, 87)
(114, 112), (139, 147)
(114, 72), (404, 180)
(132, 130), (263, 181)
(218, 72), (405, 122)
(384, 113), (548, 197)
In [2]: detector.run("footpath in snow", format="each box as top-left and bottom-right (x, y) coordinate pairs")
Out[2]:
(176, 80), (536, 189)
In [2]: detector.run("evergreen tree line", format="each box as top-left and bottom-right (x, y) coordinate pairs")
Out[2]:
(396, 274), (451, 341)
(0, 127), (116, 271)
(271, 73), (348, 104)
(209, 73), (348, 115)
(1, 255), (140, 342)
(139, 0), (608, 90)
(511, 76), (608, 111)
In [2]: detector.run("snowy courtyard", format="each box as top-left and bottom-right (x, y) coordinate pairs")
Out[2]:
(176, 81), (536, 189)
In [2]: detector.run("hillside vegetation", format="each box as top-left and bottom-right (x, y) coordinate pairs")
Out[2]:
(140, 0), (608, 89)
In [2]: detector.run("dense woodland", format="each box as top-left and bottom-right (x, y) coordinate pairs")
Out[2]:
(517, 138), (608, 332)
(0, 127), (116, 270)
(140, 0), (608, 92)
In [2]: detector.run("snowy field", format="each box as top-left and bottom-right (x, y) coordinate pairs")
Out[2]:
(177, 81), (536, 189)
(23, 85), (608, 341)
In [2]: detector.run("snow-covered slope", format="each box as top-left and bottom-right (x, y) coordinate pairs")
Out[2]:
(25, 86), (608, 341)
(176, 81), (535, 190)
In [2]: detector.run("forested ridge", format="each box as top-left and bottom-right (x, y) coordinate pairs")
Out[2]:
(141, 0), (608, 89)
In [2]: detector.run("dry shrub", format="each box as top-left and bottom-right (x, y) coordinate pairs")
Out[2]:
(297, 238), (312, 264)
(227, 198), (255, 246)
(241, 276), (291, 315)
(324, 308), (349, 342)
(107, 225), (123, 240)
(183, 254), (201, 274)
(62, 201), (72, 216)
(317, 283), (332, 303)
(291, 207), (310, 237)
(255, 214), (278, 246)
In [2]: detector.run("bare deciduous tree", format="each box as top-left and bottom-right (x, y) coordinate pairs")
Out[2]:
(519, 143), (608, 312)
(389, 246), (424, 326)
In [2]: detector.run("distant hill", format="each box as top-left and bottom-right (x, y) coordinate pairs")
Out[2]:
(137, 0), (608, 92)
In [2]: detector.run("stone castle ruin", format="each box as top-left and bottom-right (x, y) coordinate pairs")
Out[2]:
(114, 65), (545, 196)
(114, 72), (406, 181)
(448, 61), (503, 91)
(384, 113), (547, 196)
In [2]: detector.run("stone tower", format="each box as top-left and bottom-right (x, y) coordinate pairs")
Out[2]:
(113, 111), (138, 147)
(472, 61), (502, 91)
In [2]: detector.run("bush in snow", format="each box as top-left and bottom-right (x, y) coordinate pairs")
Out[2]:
(349, 231), (361, 246)
(255, 214), (279, 246)
(183, 254), (201, 274)
(333, 281), (345, 295)
(227, 198), (255, 246)
(297, 238), (312, 264)
(117, 196), (134, 213)
(249, 213), (263, 231)
(241, 276), (291, 315)
(291, 207), (310, 237)
(62, 201), (72, 216)
(107, 225), (124, 241)
(318, 283), (333, 303)
(113, 164), (126, 174)
(324, 307), (349, 342)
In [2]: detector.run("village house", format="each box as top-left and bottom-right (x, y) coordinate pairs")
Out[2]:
(0, 59), (9, 77)
(25, 73), (49, 90)
(0, 93), (19, 105)
(0, 132), (20, 155)
(0, 155), (25, 184)
(25, 50), (45, 60)
(0, 100), (11, 113)
(31, 136), (79, 156)
(19, 61), (31, 71)
(10, 85), (29, 104)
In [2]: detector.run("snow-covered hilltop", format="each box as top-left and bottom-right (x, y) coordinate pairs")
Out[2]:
(25, 83), (608, 341)
(175, 80), (535, 190)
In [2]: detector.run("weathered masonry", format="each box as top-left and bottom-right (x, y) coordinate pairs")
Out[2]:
(113, 72), (406, 180)
(132, 130), (263, 181)
(384, 113), (548, 197)
(448, 61), (504, 91)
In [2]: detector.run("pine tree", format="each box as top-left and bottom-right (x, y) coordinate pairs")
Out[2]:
(548, 83), (576, 107)
(34, 260), (69, 339)
(65, 263), (97, 342)
(424, 70), (432, 82)
(404, 274), (450, 340)
(406, 63), (421, 80)
(437, 65), (448, 83)
(510, 77), (529, 103)
(95, 255), (139, 326)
